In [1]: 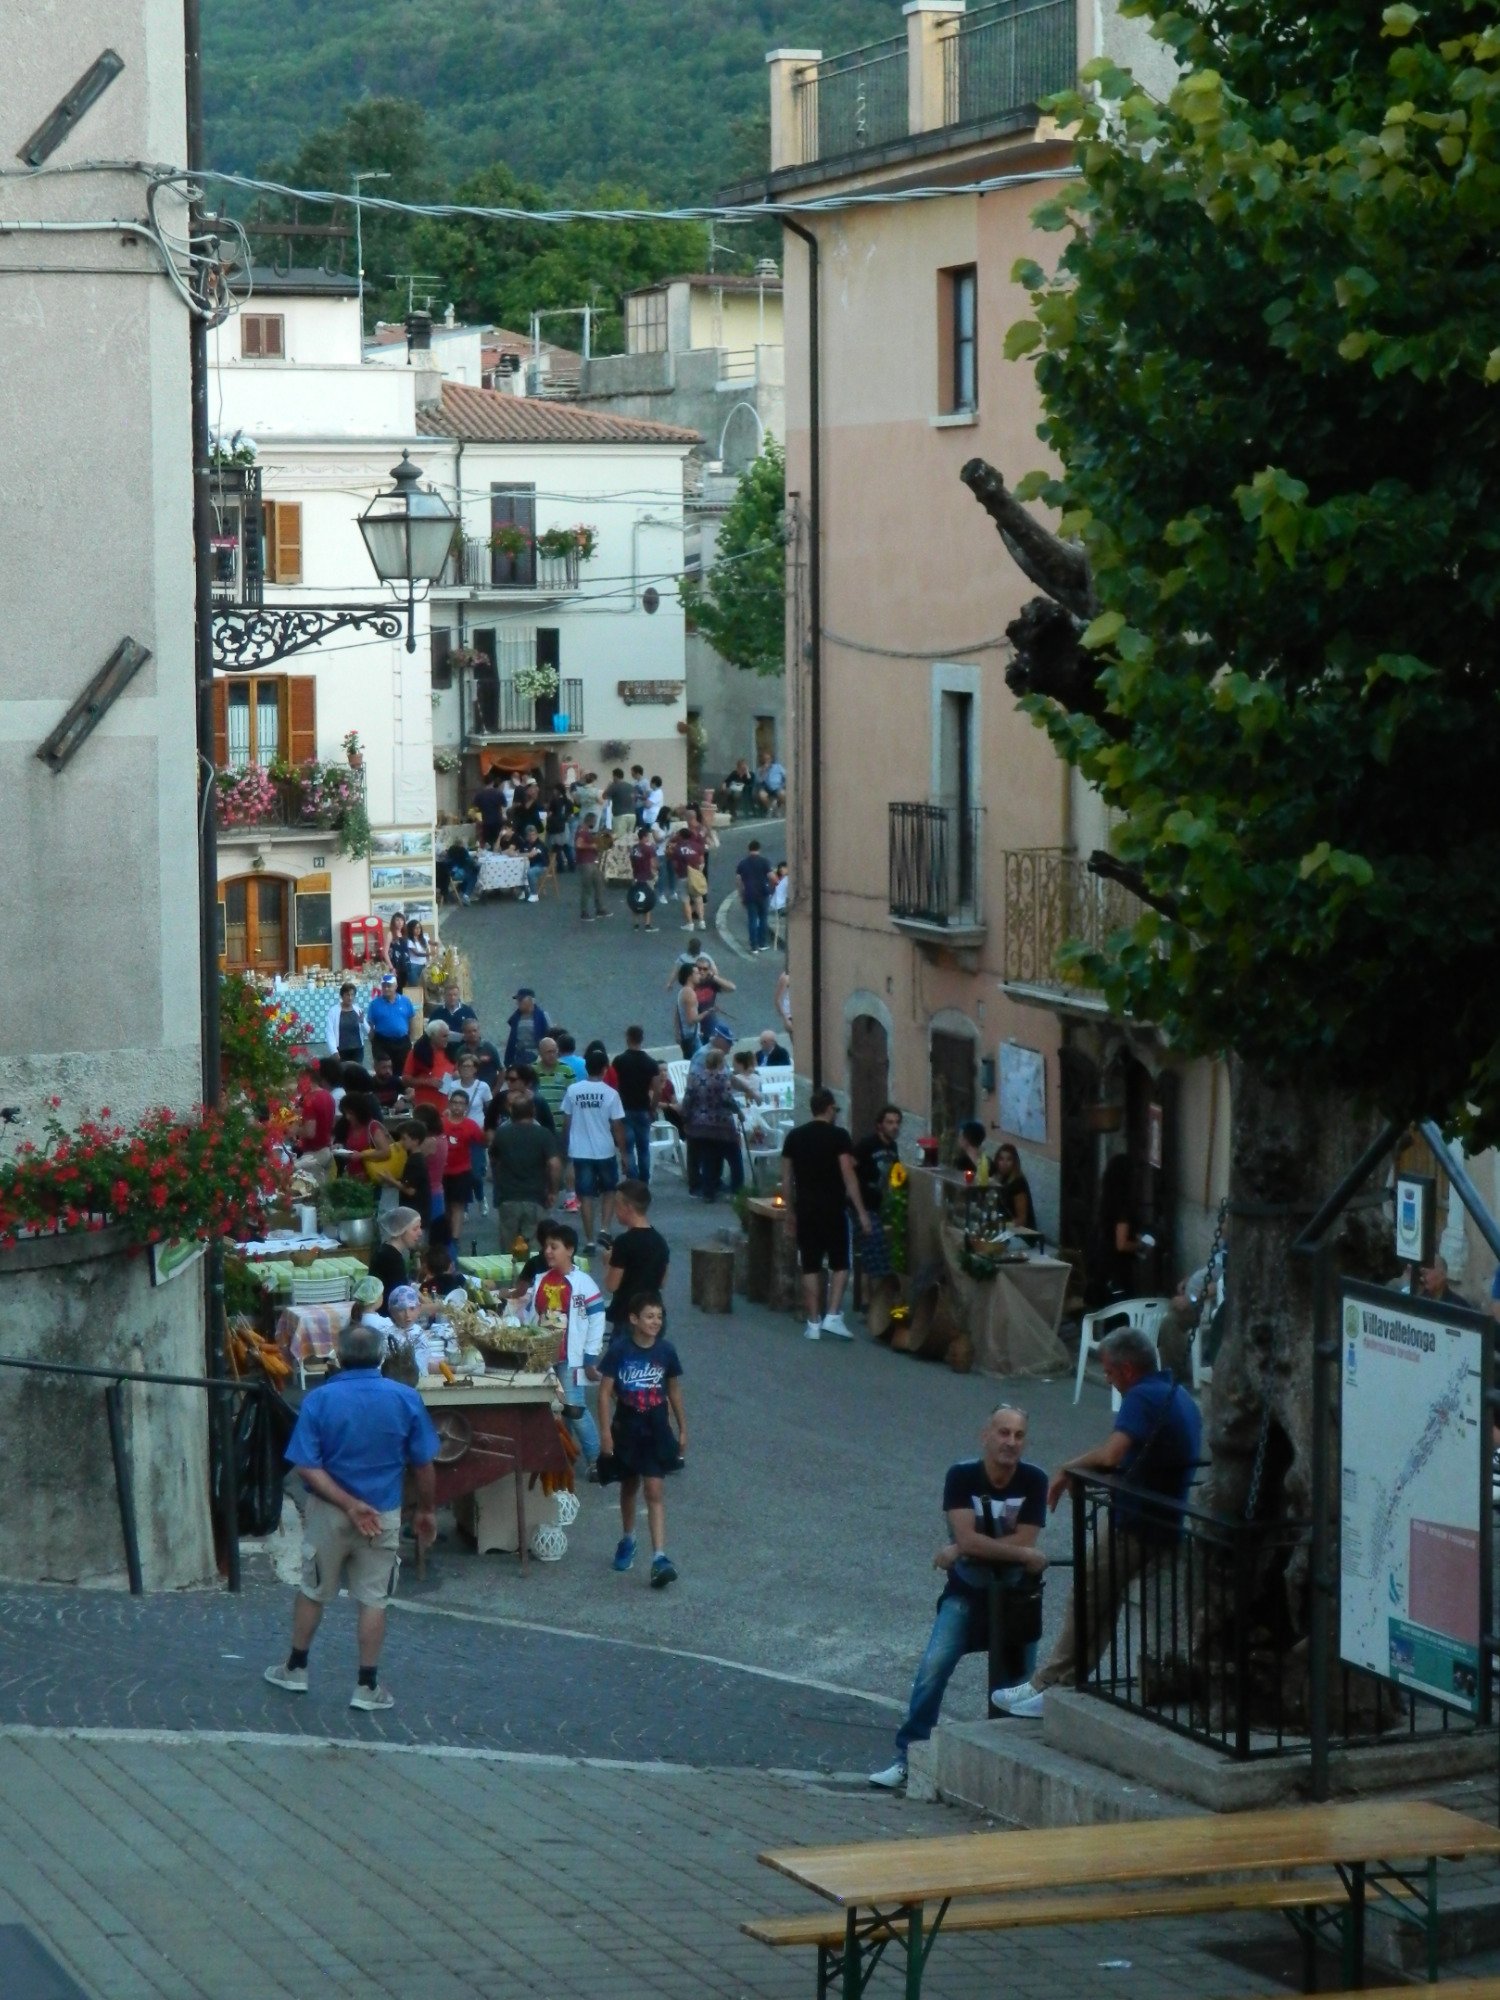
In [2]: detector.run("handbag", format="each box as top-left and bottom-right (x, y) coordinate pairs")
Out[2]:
(685, 865), (708, 896)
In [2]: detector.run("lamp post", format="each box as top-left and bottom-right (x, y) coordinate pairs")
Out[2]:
(357, 451), (456, 653)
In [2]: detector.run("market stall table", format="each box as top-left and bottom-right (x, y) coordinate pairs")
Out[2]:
(418, 1373), (570, 1570)
(475, 852), (531, 896)
(757, 1800), (1500, 2000)
(270, 977), (383, 1050)
(907, 1166), (1068, 1376)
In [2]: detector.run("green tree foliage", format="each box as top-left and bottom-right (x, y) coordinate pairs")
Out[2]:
(1005, 1), (1500, 1144)
(412, 165), (708, 353)
(203, 0), (902, 195)
(681, 441), (787, 677)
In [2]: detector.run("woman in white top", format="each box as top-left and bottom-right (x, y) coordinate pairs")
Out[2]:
(402, 919), (430, 997)
(729, 1049), (772, 1148)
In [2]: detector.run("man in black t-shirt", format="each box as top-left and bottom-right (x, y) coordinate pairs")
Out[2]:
(612, 1025), (661, 1183)
(602, 1180), (670, 1335)
(780, 1089), (871, 1341)
(852, 1104), (903, 1282)
(870, 1405), (1048, 1789)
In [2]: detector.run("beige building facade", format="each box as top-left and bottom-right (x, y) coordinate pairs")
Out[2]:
(736, 0), (1226, 1290)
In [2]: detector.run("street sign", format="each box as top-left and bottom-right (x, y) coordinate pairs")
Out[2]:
(1394, 1171), (1437, 1267)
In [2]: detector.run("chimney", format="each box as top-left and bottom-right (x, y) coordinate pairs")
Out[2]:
(405, 310), (433, 355)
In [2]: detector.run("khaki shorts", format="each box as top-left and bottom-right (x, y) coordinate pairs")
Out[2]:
(300, 1493), (402, 1607)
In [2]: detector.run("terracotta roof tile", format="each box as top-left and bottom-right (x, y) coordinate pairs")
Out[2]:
(416, 382), (699, 446)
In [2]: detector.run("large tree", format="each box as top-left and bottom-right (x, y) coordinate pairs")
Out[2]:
(969, 0), (1500, 1646)
(680, 440), (788, 676)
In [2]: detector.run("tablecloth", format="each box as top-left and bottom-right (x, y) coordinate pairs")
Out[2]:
(476, 852), (531, 894)
(276, 1300), (354, 1362)
(271, 978), (383, 1049)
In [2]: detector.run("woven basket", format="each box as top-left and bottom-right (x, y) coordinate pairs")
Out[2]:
(446, 1299), (557, 1374)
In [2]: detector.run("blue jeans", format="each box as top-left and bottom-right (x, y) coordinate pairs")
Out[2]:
(560, 1369), (600, 1464)
(623, 1108), (654, 1182)
(894, 1581), (1039, 1756)
(744, 895), (770, 950)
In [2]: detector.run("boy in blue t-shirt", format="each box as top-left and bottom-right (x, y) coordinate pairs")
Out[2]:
(870, 1405), (1048, 1789)
(598, 1290), (686, 1589)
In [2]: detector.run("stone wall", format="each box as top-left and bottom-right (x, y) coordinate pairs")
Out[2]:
(0, 1231), (215, 1589)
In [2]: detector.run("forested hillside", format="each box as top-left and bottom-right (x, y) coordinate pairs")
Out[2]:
(203, 0), (901, 194)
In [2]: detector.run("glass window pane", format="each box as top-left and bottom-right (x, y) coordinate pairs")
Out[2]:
(256, 682), (280, 766)
(226, 684), (251, 765)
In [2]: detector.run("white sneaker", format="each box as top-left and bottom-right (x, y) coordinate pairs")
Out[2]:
(821, 1313), (853, 1339)
(991, 1679), (1045, 1717)
(803, 1320), (822, 1341)
(350, 1682), (395, 1712)
(869, 1760), (907, 1790)
(263, 1662), (307, 1694)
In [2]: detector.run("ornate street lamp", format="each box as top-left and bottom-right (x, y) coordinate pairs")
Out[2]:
(357, 451), (456, 653)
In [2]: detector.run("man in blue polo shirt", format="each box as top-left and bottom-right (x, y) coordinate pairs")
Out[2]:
(366, 972), (417, 1072)
(992, 1325), (1201, 1716)
(264, 1320), (439, 1712)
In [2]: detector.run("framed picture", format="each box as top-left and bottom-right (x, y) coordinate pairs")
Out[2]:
(399, 865), (435, 892)
(399, 830), (433, 857)
(369, 865), (405, 892)
(370, 827), (435, 860)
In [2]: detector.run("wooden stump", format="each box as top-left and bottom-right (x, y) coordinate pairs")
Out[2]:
(690, 1245), (735, 1314)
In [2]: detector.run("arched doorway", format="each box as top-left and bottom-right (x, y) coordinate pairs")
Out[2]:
(847, 1014), (890, 1139)
(219, 873), (292, 974)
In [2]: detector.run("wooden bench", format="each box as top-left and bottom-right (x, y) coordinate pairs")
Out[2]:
(745, 1874), (1403, 1999)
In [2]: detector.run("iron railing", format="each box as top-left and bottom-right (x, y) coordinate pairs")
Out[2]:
(469, 675), (584, 739)
(1002, 847), (1146, 986)
(796, 35), (909, 162)
(208, 464), (263, 609)
(942, 0), (1077, 127)
(439, 536), (580, 592)
(889, 802), (984, 927)
(1071, 1471), (1479, 1761)
(215, 762), (366, 836)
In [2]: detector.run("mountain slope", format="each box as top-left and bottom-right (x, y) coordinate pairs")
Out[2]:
(203, 0), (904, 195)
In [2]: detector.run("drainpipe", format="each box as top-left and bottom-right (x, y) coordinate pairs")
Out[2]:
(185, 0), (239, 1591)
(782, 218), (823, 1089)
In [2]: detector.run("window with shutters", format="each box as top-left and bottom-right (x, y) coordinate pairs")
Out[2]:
(263, 499), (303, 585)
(937, 265), (978, 416)
(241, 314), (285, 360)
(212, 675), (317, 768)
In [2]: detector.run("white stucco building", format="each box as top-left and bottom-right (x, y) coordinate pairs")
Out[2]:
(207, 272), (440, 971)
(413, 383), (699, 809)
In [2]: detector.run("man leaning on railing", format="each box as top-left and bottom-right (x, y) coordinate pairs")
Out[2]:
(991, 1327), (1201, 1718)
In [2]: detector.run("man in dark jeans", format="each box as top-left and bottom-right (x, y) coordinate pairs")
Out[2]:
(779, 1088), (871, 1342)
(611, 1025), (661, 1183)
(992, 1326), (1202, 1716)
(735, 839), (773, 954)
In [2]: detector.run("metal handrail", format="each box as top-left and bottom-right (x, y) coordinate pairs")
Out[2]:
(0, 1351), (261, 1597)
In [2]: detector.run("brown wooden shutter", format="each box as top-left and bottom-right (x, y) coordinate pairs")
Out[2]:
(265, 315), (285, 358)
(276, 501), (302, 583)
(211, 679), (228, 766)
(286, 676), (317, 764)
(242, 317), (262, 359)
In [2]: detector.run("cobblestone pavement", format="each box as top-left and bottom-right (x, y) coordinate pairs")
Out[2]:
(0, 1582), (891, 1773)
(0, 1731), (1301, 2000)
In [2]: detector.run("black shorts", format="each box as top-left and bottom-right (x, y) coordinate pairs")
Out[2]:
(795, 1208), (850, 1275)
(443, 1170), (475, 1208)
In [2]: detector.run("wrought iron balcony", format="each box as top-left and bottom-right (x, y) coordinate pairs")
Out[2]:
(1001, 847), (1146, 990)
(795, 33), (909, 161)
(215, 762), (366, 840)
(208, 463), (263, 609)
(468, 676), (585, 740)
(436, 536), (581, 594)
(888, 802), (984, 931)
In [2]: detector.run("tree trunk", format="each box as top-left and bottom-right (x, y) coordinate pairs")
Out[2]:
(1198, 1057), (1397, 1730)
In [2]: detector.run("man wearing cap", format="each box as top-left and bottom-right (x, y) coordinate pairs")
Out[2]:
(367, 974), (416, 1073)
(504, 987), (551, 1067)
(265, 1316), (440, 1712)
(690, 1025), (734, 1074)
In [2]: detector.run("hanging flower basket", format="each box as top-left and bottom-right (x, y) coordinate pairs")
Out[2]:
(512, 663), (560, 702)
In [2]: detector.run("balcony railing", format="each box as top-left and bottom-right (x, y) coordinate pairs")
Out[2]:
(942, 0), (1077, 129)
(208, 464), (263, 610)
(438, 537), (581, 593)
(215, 762), (365, 839)
(1002, 847), (1146, 988)
(796, 34), (910, 161)
(888, 802), (984, 928)
(469, 677), (585, 740)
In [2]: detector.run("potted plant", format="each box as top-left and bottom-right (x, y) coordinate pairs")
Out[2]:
(343, 730), (364, 770)
(317, 1172), (378, 1246)
(536, 523), (598, 563)
(489, 523), (532, 560)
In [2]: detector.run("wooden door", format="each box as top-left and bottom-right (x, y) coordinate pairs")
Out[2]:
(219, 875), (292, 974)
(929, 1029), (976, 1159)
(847, 1015), (890, 1141)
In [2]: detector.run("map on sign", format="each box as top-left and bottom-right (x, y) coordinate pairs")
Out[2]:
(1339, 1281), (1489, 1715)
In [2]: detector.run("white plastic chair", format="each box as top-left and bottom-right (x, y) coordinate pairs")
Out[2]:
(648, 1114), (684, 1176)
(665, 1058), (691, 1101)
(1074, 1296), (1171, 1403)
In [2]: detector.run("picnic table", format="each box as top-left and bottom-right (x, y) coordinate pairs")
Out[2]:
(756, 1800), (1500, 1999)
